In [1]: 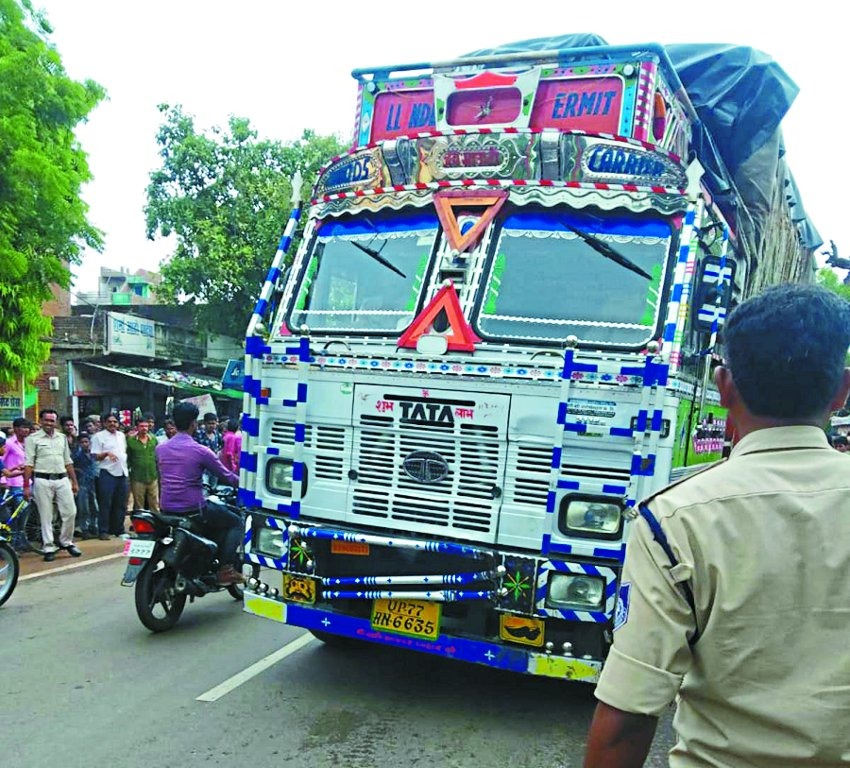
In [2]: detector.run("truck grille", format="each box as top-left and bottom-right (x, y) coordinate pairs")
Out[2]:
(353, 415), (504, 542)
(269, 421), (346, 481)
(505, 443), (633, 508)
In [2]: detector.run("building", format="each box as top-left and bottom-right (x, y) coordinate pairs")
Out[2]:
(28, 271), (245, 429)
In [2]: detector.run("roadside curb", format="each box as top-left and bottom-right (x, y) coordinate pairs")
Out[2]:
(19, 552), (125, 581)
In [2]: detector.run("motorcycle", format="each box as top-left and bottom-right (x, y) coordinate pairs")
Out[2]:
(121, 486), (260, 632)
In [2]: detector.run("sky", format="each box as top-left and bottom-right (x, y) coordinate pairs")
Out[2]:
(34, 0), (844, 295)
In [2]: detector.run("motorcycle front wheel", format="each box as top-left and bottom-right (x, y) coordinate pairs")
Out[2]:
(0, 541), (20, 607)
(134, 561), (186, 632)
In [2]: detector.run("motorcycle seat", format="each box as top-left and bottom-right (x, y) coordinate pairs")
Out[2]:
(159, 512), (203, 528)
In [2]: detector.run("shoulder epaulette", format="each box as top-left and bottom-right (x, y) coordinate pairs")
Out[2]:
(639, 458), (727, 508)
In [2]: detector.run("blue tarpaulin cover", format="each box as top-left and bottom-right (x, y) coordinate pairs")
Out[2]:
(463, 35), (819, 249)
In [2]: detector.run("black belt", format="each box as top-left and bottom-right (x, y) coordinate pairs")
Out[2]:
(34, 472), (67, 480)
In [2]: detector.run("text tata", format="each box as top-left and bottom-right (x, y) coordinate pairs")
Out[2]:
(551, 90), (618, 119)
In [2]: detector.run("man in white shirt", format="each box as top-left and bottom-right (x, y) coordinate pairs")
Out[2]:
(90, 413), (128, 539)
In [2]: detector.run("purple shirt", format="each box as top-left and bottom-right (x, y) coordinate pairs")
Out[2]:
(156, 432), (238, 513)
(1, 435), (26, 488)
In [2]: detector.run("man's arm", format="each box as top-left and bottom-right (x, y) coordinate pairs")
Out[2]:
(584, 702), (658, 768)
(199, 445), (238, 486)
(586, 512), (696, 763)
(66, 461), (78, 494)
(22, 465), (32, 498)
(23, 436), (35, 498)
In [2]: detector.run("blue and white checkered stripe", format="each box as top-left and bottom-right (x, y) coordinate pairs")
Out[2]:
(543, 348), (668, 556)
(544, 348), (581, 555)
(293, 525), (491, 561)
(535, 561), (617, 622)
(323, 570), (494, 587)
(661, 201), (702, 370)
(239, 337), (313, 513)
(325, 589), (496, 602)
(623, 353), (669, 511)
(706, 227), (730, 345)
(246, 172), (304, 340)
(240, 176), (305, 505)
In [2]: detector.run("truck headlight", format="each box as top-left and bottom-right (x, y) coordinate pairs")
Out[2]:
(560, 496), (623, 538)
(266, 458), (307, 497)
(546, 573), (605, 610)
(256, 527), (285, 558)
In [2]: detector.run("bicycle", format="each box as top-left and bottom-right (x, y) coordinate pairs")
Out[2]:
(0, 488), (49, 556)
(0, 533), (20, 607)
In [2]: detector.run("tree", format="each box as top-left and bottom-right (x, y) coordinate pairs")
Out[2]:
(0, 0), (105, 389)
(145, 105), (345, 336)
(816, 267), (850, 303)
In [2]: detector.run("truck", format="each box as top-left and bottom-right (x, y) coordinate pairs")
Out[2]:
(237, 34), (819, 682)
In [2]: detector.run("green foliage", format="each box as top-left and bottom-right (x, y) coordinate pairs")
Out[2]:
(816, 268), (850, 365)
(145, 105), (345, 336)
(815, 267), (850, 303)
(0, 0), (105, 388)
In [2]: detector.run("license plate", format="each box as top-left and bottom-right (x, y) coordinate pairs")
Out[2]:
(331, 540), (370, 556)
(123, 539), (156, 559)
(371, 598), (441, 641)
(499, 614), (545, 647)
(282, 573), (317, 604)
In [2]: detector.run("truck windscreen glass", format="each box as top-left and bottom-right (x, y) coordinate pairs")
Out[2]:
(478, 210), (671, 347)
(290, 213), (438, 333)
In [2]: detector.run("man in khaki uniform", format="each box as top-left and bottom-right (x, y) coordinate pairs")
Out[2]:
(23, 409), (81, 562)
(585, 284), (850, 767)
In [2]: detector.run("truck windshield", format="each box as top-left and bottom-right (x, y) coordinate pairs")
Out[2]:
(290, 212), (438, 333)
(478, 210), (671, 346)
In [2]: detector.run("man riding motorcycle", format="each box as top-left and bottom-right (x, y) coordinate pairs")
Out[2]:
(155, 402), (244, 586)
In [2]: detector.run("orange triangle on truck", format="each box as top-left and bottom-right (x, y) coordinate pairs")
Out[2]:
(434, 189), (507, 253)
(397, 283), (481, 352)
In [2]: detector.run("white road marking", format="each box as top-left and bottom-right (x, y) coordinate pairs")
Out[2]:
(196, 632), (316, 702)
(20, 552), (124, 581)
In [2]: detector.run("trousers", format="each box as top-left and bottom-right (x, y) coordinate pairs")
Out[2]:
(33, 477), (76, 552)
(131, 479), (160, 513)
(97, 471), (128, 536)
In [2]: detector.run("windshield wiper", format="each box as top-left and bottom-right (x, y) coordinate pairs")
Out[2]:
(349, 240), (407, 278)
(560, 222), (651, 280)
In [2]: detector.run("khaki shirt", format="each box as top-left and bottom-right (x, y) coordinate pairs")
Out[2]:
(595, 425), (850, 767)
(24, 429), (72, 474)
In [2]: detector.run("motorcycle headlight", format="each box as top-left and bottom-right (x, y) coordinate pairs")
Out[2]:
(561, 497), (623, 538)
(546, 573), (605, 610)
(256, 527), (285, 558)
(266, 458), (305, 497)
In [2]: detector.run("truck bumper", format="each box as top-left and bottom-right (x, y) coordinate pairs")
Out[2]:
(243, 593), (602, 683)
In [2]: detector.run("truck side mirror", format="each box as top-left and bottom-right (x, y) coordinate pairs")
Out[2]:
(694, 256), (736, 333)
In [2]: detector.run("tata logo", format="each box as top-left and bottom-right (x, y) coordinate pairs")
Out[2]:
(401, 451), (450, 484)
(399, 400), (454, 425)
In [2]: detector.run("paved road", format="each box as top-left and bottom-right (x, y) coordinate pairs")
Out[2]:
(2, 560), (675, 768)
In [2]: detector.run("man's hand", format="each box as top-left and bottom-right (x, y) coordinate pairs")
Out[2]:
(584, 702), (658, 768)
(23, 486), (31, 500)
(71, 480), (79, 494)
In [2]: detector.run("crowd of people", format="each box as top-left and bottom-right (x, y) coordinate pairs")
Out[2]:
(1, 409), (242, 564)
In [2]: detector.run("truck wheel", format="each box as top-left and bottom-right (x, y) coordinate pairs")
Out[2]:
(309, 630), (361, 648)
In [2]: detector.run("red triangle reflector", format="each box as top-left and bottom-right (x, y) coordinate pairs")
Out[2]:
(397, 283), (481, 352)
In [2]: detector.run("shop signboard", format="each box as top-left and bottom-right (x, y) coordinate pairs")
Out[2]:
(106, 312), (156, 357)
(0, 391), (23, 423)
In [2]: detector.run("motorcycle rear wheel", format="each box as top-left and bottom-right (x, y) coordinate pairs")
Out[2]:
(134, 561), (186, 632)
(0, 541), (19, 607)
